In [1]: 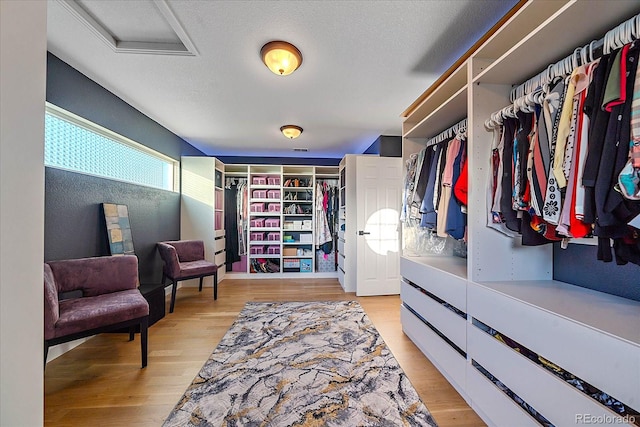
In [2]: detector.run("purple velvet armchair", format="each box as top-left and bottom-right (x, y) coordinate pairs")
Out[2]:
(44, 255), (149, 368)
(156, 240), (218, 313)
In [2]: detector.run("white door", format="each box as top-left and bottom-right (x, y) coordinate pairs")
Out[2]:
(355, 156), (402, 296)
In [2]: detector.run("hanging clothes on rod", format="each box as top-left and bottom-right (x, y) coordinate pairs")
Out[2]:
(401, 118), (469, 255)
(225, 177), (248, 269)
(484, 12), (640, 266)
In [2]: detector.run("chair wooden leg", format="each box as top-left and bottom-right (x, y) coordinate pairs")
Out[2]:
(213, 271), (218, 300)
(140, 316), (148, 368)
(161, 272), (166, 285)
(128, 325), (135, 341)
(170, 280), (178, 313)
(198, 277), (203, 292)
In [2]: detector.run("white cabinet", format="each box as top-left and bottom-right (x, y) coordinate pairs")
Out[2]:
(400, 1), (640, 425)
(181, 156), (226, 282)
(206, 163), (339, 277)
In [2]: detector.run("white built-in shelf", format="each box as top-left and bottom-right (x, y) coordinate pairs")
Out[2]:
(404, 85), (468, 139)
(474, 1), (640, 85)
(249, 212), (280, 217)
(249, 227), (280, 232)
(402, 64), (467, 133)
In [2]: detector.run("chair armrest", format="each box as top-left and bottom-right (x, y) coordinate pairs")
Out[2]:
(157, 242), (181, 278)
(44, 263), (59, 340)
(47, 255), (139, 297)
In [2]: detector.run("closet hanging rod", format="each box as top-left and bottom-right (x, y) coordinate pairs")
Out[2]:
(425, 118), (467, 147)
(509, 12), (640, 102)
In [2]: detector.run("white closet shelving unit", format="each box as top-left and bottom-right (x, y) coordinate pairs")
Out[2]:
(187, 161), (340, 278)
(400, 1), (640, 426)
(181, 156), (227, 283)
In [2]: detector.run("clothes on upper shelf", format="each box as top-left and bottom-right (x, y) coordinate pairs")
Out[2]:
(401, 132), (468, 243)
(486, 40), (640, 265)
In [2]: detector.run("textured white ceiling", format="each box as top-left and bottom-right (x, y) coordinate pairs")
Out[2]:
(46, 0), (518, 159)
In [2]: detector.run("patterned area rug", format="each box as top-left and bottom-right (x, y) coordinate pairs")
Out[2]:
(163, 301), (438, 426)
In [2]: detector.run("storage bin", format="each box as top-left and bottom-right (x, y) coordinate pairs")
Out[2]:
(250, 232), (265, 241)
(250, 218), (265, 228)
(267, 189), (280, 199)
(267, 232), (280, 241)
(302, 219), (312, 230)
(316, 250), (336, 272)
(265, 218), (280, 228)
(252, 176), (266, 185)
(250, 202), (265, 212)
(267, 176), (281, 186)
(268, 203), (281, 212)
(252, 189), (267, 199)
(300, 259), (312, 272)
(300, 233), (312, 243)
(283, 247), (297, 256)
(292, 220), (302, 230)
(283, 258), (300, 269)
(250, 246), (264, 254)
(267, 245), (280, 255)
(283, 221), (293, 230)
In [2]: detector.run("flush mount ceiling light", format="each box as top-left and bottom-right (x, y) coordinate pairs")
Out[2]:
(280, 125), (303, 139)
(261, 41), (303, 76)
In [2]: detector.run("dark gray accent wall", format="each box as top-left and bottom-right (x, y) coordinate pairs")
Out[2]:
(45, 168), (179, 283)
(553, 243), (640, 302)
(45, 53), (204, 282)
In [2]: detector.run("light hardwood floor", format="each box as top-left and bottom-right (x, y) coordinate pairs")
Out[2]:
(44, 278), (485, 427)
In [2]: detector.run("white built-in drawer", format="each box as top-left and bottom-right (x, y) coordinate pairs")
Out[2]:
(400, 256), (466, 311)
(468, 282), (640, 408)
(466, 362), (539, 427)
(214, 237), (225, 252)
(337, 253), (345, 270)
(401, 280), (466, 351)
(468, 324), (629, 426)
(401, 305), (466, 394)
(214, 252), (225, 266)
(337, 267), (345, 287)
(337, 238), (345, 255)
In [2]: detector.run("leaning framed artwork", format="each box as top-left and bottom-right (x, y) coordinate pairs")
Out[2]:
(102, 203), (135, 255)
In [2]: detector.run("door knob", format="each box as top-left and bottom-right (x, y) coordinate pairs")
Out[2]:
(358, 230), (370, 235)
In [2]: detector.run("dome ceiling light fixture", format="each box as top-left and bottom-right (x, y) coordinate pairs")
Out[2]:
(280, 125), (303, 139)
(261, 41), (303, 76)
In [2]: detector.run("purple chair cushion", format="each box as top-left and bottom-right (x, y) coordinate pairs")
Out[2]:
(47, 255), (138, 297)
(54, 289), (149, 339)
(178, 260), (218, 279)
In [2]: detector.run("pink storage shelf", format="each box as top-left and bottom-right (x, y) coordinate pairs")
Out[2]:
(267, 176), (281, 186)
(267, 189), (280, 199)
(252, 176), (266, 185)
(250, 246), (264, 255)
(268, 203), (281, 212)
(252, 189), (267, 199)
(265, 218), (280, 228)
(250, 218), (265, 228)
(250, 202), (265, 212)
(250, 232), (265, 241)
(267, 232), (280, 241)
